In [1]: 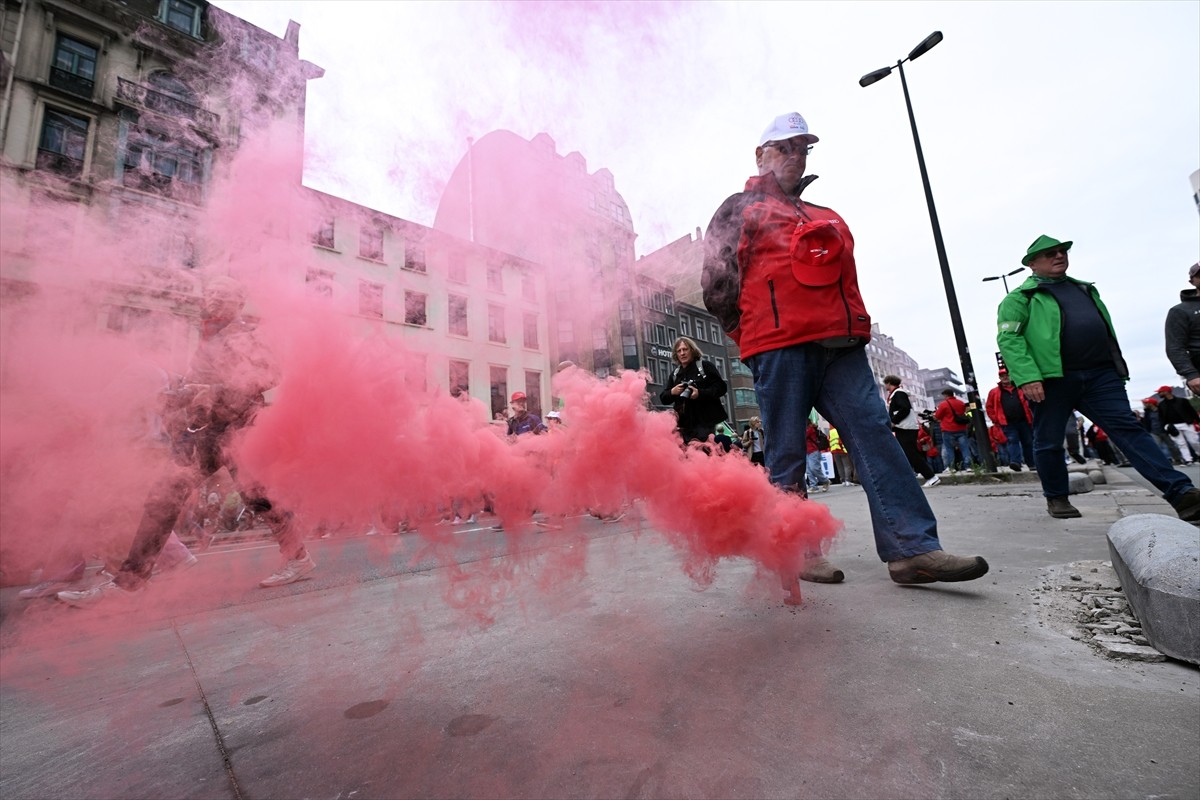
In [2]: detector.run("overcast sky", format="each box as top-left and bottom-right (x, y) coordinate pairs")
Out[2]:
(212, 0), (1199, 400)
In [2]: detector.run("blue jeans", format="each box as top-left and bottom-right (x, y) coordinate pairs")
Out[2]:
(746, 343), (942, 562)
(940, 430), (974, 469)
(1000, 420), (1034, 466)
(1030, 367), (1194, 503)
(805, 450), (829, 488)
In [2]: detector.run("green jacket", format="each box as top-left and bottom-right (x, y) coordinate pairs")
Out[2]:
(996, 276), (1128, 387)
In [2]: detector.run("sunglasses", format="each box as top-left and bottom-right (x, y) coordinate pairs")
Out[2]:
(763, 140), (813, 157)
(1036, 248), (1069, 260)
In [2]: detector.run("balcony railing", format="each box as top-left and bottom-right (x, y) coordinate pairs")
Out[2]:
(36, 148), (84, 178)
(49, 67), (94, 99)
(122, 170), (203, 204)
(116, 77), (219, 132)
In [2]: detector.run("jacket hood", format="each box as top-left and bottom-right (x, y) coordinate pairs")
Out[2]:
(1181, 288), (1199, 302)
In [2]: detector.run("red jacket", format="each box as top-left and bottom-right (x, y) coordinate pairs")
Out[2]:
(988, 425), (1007, 450)
(701, 174), (872, 359)
(985, 383), (1033, 426)
(935, 396), (970, 433)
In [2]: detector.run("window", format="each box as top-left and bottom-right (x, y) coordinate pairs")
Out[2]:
(664, 294), (675, 315)
(731, 358), (752, 377)
(404, 291), (427, 326)
(447, 259), (466, 283)
(693, 321), (706, 342)
(449, 359), (470, 395)
(592, 326), (608, 349)
(713, 357), (726, 377)
(106, 305), (151, 333)
(448, 294), (468, 336)
(50, 35), (97, 98)
(404, 242), (426, 273)
(735, 388), (758, 407)
(668, 327), (677, 344)
(487, 264), (503, 292)
(680, 315), (690, 337)
(359, 225), (384, 261)
(306, 269), (334, 298)
(313, 218), (335, 249)
(711, 323), (721, 343)
(489, 366), (508, 420)
(523, 313), (539, 349)
(38, 108), (88, 177)
(488, 304), (505, 343)
(160, 0), (202, 37)
(525, 371), (542, 416)
(122, 127), (204, 202)
(622, 333), (637, 357)
(557, 319), (574, 343)
(522, 275), (536, 302)
(359, 281), (383, 318)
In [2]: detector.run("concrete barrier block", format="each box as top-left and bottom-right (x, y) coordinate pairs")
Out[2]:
(1106, 515), (1200, 664)
(1067, 463), (1091, 474)
(1088, 469), (1107, 485)
(1068, 472), (1094, 494)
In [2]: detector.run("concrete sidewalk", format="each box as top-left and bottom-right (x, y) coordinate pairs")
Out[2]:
(1, 466), (1197, 800)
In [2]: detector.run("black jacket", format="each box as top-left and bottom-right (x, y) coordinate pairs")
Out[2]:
(1165, 288), (1200, 381)
(659, 359), (728, 430)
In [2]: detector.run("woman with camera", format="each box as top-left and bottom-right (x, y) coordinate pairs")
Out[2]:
(660, 337), (729, 445)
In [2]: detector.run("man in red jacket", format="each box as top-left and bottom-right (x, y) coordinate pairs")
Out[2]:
(701, 110), (987, 588)
(934, 389), (975, 472)
(985, 371), (1035, 471)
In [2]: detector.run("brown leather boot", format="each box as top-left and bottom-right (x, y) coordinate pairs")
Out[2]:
(888, 550), (989, 585)
(798, 556), (845, 584)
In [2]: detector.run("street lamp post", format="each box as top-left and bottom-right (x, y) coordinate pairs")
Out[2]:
(982, 267), (1026, 294)
(860, 31), (995, 473)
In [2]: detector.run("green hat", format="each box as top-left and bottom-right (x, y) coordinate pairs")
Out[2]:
(1021, 235), (1072, 266)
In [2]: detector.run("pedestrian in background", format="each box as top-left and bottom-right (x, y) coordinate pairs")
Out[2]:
(1164, 263), (1200, 395)
(996, 234), (1200, 521)
(883, 375), (938, 487)
(934, 389), (974, 472)
(985, 371), (1034, 471)
(701, 109), (988, 586)
(828, 427), (857, 486)
(659, 336), (728, 446)
(1155, 385), (1199, 464)
(742, 416), (766, 467)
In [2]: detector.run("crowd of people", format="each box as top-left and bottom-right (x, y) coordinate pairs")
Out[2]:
(16, 110), (1200, 608)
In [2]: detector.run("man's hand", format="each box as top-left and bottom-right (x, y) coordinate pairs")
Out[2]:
(1022, 381), (1045, 403)
(1188, 376), (1200, 395)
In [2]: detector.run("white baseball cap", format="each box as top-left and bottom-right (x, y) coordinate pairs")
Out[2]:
(758, 112), (819, 147)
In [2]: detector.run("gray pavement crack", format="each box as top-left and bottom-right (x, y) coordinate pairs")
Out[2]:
(172, 619), (244, 800)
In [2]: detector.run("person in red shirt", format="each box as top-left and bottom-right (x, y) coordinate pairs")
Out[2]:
(985, 371), (1035, 471)
(934, 389), (975, 471)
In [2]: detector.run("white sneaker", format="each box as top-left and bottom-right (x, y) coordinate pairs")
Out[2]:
(923, 475), (942, 488)
(259, 553), (317, 588)
(57, 579), (136, 608)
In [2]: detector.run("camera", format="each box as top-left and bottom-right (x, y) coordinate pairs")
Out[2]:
(680, 380), (697, 399)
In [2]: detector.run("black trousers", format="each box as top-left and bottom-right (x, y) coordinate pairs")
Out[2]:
(894, 427), (934, 480)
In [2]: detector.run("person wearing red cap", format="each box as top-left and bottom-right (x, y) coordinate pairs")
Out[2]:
(997, 236), (1200, 522)
(506, 391), (546, 436)
(701, 111), (988, 587)
(1156, 385), (1199, 464)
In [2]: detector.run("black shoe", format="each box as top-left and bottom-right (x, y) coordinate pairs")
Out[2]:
(1170, 488), (1200, 523)
(1008, 463), (1022, 472)
(1047, 496), (1082, 519)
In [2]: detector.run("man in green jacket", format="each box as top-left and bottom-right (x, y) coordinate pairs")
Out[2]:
(996, 235), (1199, 521)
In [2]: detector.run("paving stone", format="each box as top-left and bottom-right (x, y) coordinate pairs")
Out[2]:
(1088, 469), (1107, 485)
(1107, 515), (1200, 664)
(1095, 640), (1167, 662)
